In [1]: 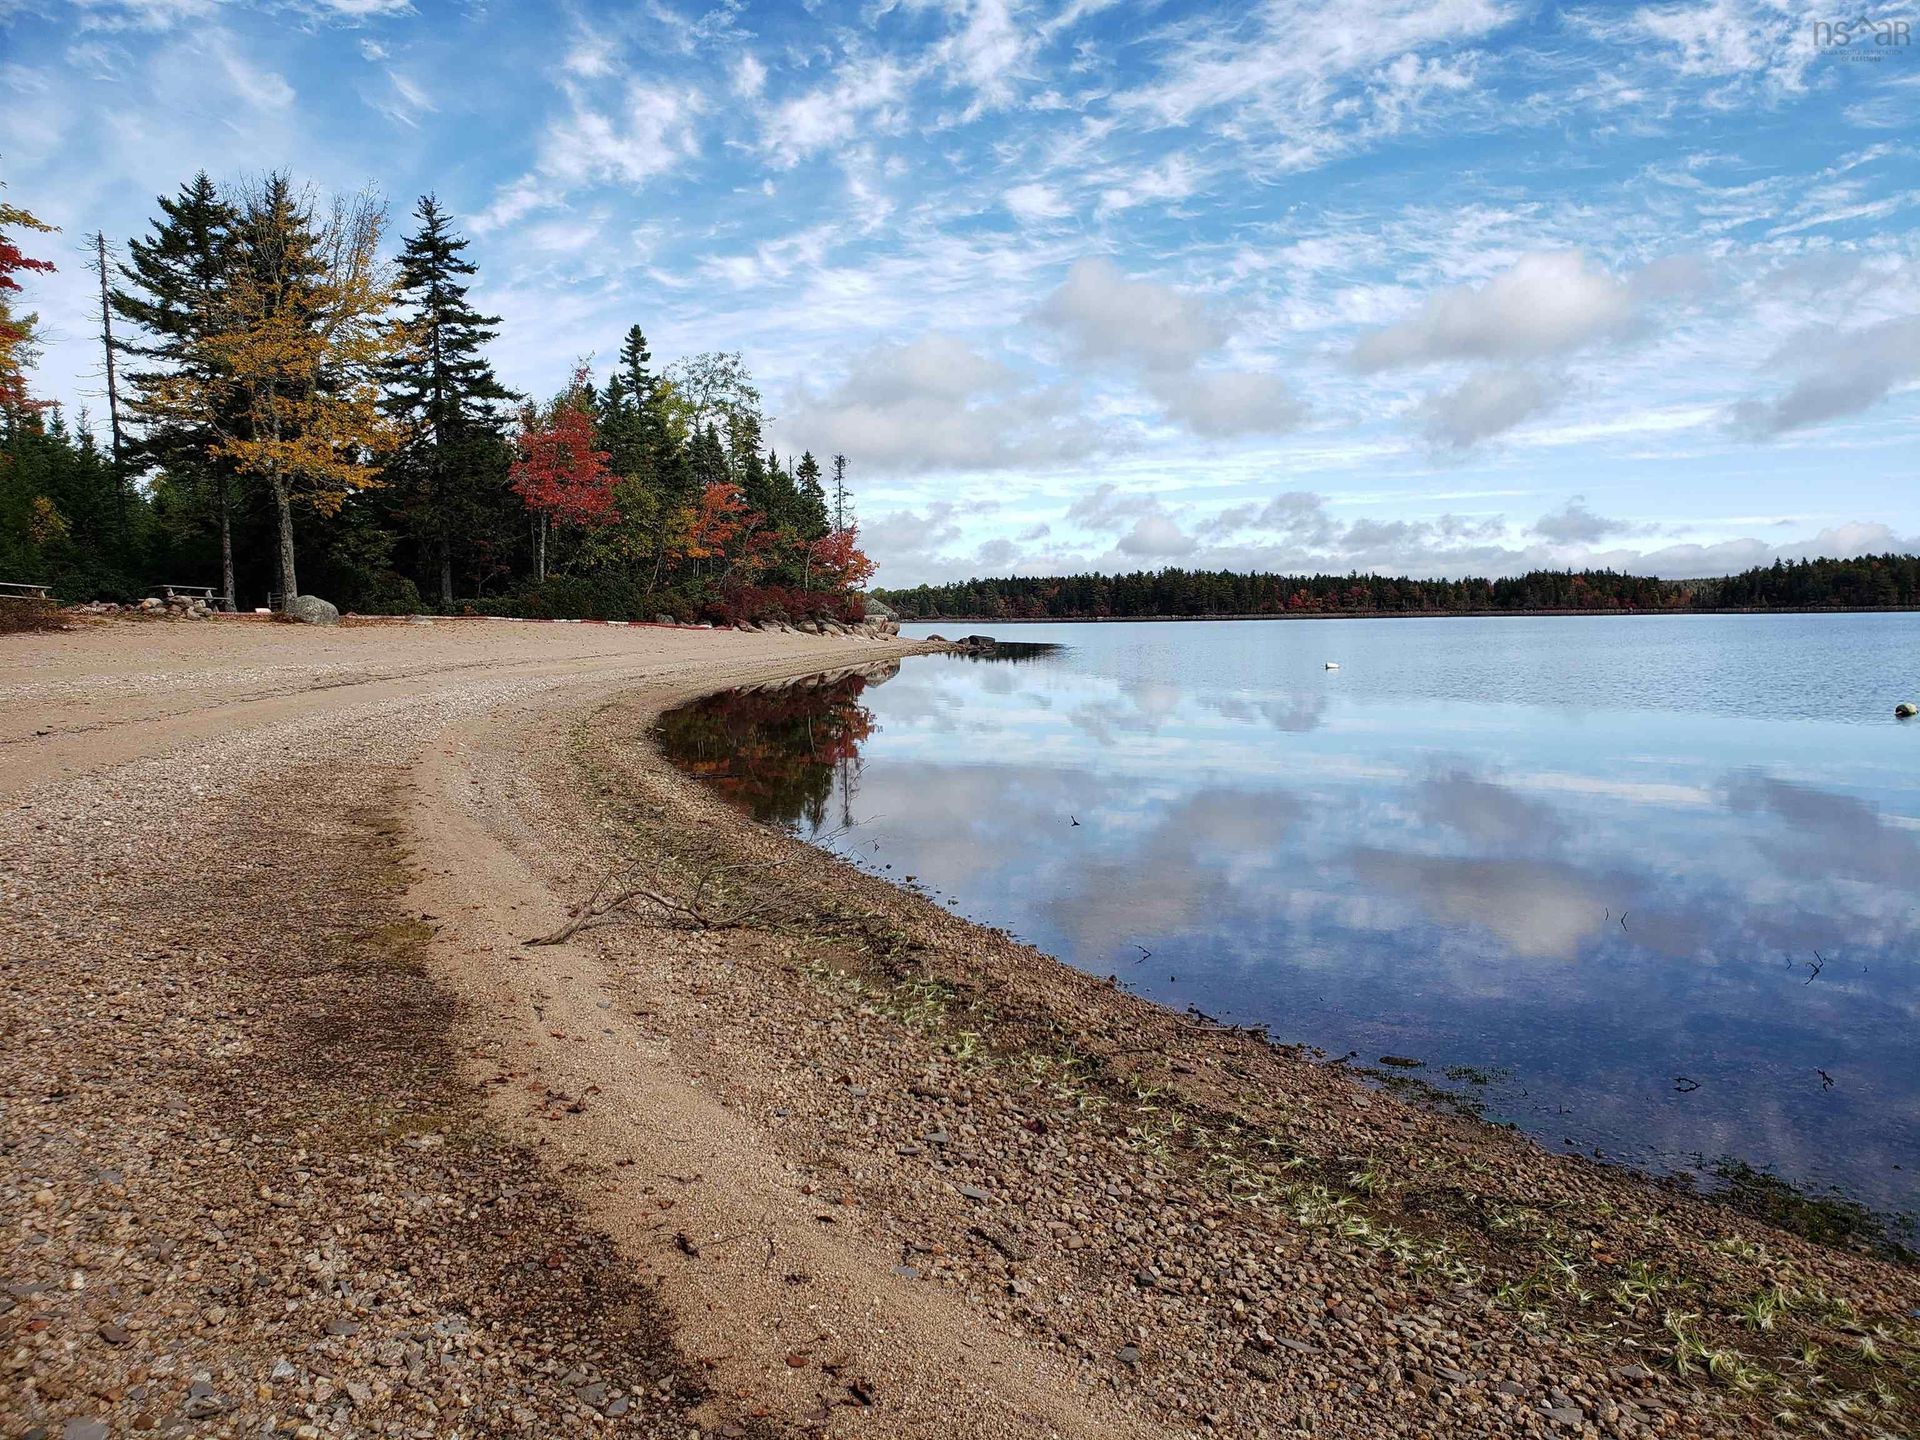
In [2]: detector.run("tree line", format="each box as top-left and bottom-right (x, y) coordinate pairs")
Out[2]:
(876, 555), (1920, 619)
(0, 174), (872, 623)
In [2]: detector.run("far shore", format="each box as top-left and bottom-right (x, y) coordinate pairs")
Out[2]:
(3, 618), (1914, 1439)
(895, 604), (1920, 624)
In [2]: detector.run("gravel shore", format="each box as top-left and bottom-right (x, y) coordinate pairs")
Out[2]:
(3, 619), (1914, 1439)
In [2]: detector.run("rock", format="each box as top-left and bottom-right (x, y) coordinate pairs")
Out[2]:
(406, 615), (433, 626)
(325, 1315), (361, 1336)
(1546, 1406), (1584, 1427)
(654, 614), (675, 626)
(1115, 1344), (1141, 1367)
(63, 1422), (109, 1440)
(285, 594), (340, 626)
(96, 1323), (129, 1346)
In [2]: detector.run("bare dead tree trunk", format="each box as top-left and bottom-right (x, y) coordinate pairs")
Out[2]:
(90, 232), (128, 530)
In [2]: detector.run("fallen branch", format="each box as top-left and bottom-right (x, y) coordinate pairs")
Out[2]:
(526, 823), (862, 946)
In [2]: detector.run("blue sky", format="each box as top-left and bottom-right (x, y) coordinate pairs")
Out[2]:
(4, 0), (1917, 586)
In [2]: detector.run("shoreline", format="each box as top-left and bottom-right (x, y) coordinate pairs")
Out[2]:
(3, 621), (1914, 1438)
(890, 605), (1920, 624)
(435, 662), (1915, 1436)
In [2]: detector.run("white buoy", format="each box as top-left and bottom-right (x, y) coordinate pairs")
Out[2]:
(1325, 661), (1340, 670)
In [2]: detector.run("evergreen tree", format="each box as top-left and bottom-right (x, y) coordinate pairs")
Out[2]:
(793, 450), (829, 540)
(382, 195), (514, 606)
(114, 173), (242, 606)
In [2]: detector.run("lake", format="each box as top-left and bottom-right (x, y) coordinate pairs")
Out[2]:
(657, 614), (1920, 1218)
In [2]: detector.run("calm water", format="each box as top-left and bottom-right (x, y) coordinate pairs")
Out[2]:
(658, 615), (1920, 1215)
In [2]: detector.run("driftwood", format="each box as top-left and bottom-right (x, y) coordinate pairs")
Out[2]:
(526, 825), (856, 946)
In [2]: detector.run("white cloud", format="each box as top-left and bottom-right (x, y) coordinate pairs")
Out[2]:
(1095, 153), (1198, 216)
(210, 34), (294, 110)
(926, 0), (1031, 116)
(1004, 181), (1071, 223)
(1599, 0), (1812, 96)
(472, 78), (704, 230)
(1038, 256), (1225, 371)
(1117, 513), (1196, 557)
(538, 81), (705, 189)
(761, 56), (911, 168)
(1531, 496), (1634, 543)
(1419, 367), (1560, 448)
(1147, 368), (1306, 438)
(1352, 252), (1642, 370)
(780, 333), (1099, 473)
(1732, 314), (1920, 437)
(731, 52), (767, 99)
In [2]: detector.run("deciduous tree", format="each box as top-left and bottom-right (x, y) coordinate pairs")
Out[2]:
(510, 366), (616, 581)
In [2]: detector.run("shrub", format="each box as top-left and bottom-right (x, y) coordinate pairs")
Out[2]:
(705, 584), (865, 628)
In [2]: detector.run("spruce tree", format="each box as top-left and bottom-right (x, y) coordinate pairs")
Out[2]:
(114, 173), (242, 607)
(382, 195), (513, 606)
(794, 450), (829, 540)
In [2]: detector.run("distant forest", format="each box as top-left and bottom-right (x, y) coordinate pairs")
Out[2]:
(875, 555), (1920, 620)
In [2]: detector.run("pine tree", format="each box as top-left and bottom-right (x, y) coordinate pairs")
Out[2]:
(382, 195), (514, 606)
(114, 173), (242, 606)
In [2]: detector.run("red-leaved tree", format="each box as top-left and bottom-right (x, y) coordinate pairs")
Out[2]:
(805, 526), (876, 592)
(510, 365), (616, 580)
(1, 200), (58, 411)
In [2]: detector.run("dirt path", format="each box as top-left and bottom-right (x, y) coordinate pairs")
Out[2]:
(2, 619), (1914, 1440)
(412, 702), (1155, 1439)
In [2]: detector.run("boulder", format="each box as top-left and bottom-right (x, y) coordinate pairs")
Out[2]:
(285, 594), (340, 626)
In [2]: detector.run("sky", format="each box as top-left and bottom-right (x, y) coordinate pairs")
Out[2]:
(3, 0), (1917, 588)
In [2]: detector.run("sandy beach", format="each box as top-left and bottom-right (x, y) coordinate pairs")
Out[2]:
(2, 617), (1913, 1439)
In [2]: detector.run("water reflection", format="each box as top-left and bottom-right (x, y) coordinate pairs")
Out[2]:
(654, 662), (893, 828)
(657, 618), (1920, 1215)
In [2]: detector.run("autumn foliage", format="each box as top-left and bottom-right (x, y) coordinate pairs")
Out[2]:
(510, 379), (617, 529)
(3, 167), (879, 622)
(0, 202), (57, 411)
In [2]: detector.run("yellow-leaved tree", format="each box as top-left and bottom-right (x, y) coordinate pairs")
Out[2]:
(150, 174), (405, 603)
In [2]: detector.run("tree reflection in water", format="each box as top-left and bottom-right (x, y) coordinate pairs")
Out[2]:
(655, 663), (896, 829)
